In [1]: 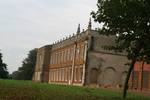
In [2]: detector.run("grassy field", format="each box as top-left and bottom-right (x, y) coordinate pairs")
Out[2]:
(0, 79), (149, 100)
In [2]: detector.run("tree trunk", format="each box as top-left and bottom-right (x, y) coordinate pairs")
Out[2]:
(123, 59), (136, 99)
(122, 41), (143, 99)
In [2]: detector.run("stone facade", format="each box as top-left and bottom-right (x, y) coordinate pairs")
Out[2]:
(33, 20), (129, 87)
(32, 45), (51, 82)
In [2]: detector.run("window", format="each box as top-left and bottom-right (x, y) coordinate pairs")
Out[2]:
(60, 52), (62, 62)
(68, 67), (72, 81)
(76, 47), (80, 59)
(39, 54), (42, 66)
(67, 49), (70, 61)
(57, 53), (59, 64)
(53, 70), (56, 81)
(52, 70), (54, 81)
(63, 51), (65, 62)
(58, 69), (61, 81)
(58, 52), (61, 63)
(56, 53), (58, 64)
(61, 51), (64, 62)
(64, 51), (66, 62)
(55, 53), (57, 64)
(53, 70), (54, 81)
(69, 48), (71, 61)
(79, 66), (83, 82)
(66, 50), (68, 61)
(50, 70), (52, 81)
(65, 68), (68, 81)
(54, 54), (56, 64)
(50, 55), (53, 64)
(52, 54), (54, 64)
(61, 68), (64, 82)
(70, 48), (74, 60)
(53, 69), (56, 81)
(74, 66), (77, 82)
(49, 70), (51, 81)
(80, 46), (84, 59)
(56, 69), (58, 81)
(76, 66), (80, 82)
(55, 69), (57, 81)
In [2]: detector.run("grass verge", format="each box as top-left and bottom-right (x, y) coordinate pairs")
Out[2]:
(0, 79), (149, 100)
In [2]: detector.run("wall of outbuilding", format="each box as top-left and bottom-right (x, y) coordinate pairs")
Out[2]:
(85, 33), (129, 88)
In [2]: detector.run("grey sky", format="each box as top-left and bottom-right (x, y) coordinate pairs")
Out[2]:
(0, 0), (100, 73)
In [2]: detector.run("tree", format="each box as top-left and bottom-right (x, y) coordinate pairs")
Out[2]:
(0, 51), (9, 79)
(11, 49), (37, 80)
(91, 0), (150, 99)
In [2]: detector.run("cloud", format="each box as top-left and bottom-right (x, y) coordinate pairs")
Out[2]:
(0, 0), (99, 73)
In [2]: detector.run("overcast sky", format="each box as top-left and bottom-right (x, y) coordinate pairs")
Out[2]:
(0, 0), (100, 73)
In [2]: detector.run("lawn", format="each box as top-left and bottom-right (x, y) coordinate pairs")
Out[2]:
(0, 79), (149, 100)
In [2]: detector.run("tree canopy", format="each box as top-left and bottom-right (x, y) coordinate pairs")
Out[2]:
(91, 0), (150, 98)
(11, 49), (37, 80)
(0, 51), (9, 79)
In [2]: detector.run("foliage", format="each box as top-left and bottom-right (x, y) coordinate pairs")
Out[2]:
(91, 0), (150, 98)
(0, 51), (9, 79)
(11, 49), (37, 80)
(0, 79), (149, 100)
(92, 0), (150, 61)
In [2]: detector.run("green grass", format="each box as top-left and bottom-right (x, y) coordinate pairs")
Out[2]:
(0, 79), (149, 100)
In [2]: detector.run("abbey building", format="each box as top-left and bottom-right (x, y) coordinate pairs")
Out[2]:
(32, 19), (129, 87)
(33, 19), (147, 88)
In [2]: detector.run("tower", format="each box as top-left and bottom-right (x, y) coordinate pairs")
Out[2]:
(77, 24), (80, 34)
(88, 17), (92, 30)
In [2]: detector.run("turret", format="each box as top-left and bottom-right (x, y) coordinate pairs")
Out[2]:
(88, 17), (92, 30)
(77, 24), (80, 34)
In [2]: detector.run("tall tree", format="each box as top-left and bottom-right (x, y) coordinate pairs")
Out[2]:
(0, 51), (9, 79)
(91, 0), (150, 99)
(11, 49), (37, 80)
